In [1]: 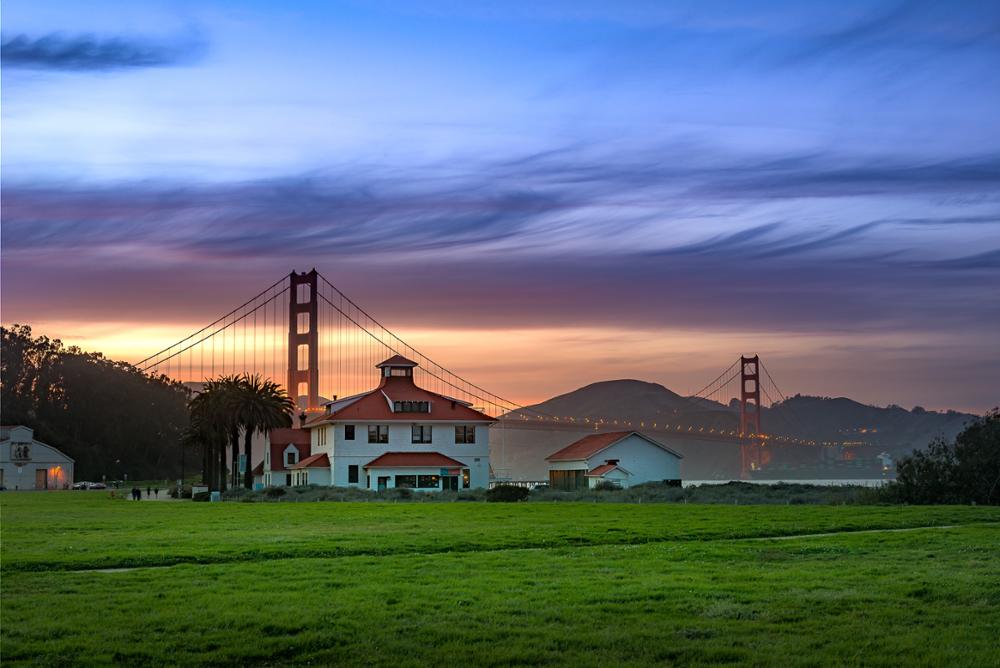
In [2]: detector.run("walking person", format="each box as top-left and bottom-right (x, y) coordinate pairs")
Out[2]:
(154, 487), (159, 498)
(146, 486), (151, 498)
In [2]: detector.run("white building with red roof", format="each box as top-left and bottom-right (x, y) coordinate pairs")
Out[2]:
(545, 431), (682, 490)
(268, 355), (494, 491)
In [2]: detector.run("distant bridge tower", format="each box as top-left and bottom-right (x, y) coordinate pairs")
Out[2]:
(287, 269), (320, 413)
(739, 355), (763, 477)
(739, 355), (761, 437)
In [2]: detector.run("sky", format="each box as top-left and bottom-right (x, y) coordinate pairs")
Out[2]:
(2, 0), (999, 412)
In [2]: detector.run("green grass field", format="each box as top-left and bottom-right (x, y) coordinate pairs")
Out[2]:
(2, 494), (999, 666)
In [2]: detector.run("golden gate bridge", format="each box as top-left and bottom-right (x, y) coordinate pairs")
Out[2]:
(135, 269), (852, 477)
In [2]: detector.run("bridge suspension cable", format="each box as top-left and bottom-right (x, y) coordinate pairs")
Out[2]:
(134, 269), (857, 446)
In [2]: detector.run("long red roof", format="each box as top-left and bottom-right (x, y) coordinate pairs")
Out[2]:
(364, 452), (468, 468)
(546, 430), (682, 461)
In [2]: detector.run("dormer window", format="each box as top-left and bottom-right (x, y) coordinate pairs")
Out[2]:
(393, 401), (430, 413)
(384, 367), (412, 378)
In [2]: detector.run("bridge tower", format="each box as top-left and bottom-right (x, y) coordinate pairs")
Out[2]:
(739, 355), (763, 477)
(287, 269), (320, 415)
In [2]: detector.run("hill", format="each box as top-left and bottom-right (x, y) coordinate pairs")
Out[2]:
(514, 379), (976, 451)
(495, 379), (979, 480)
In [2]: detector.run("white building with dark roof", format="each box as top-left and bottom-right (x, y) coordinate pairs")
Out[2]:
(546, 430), (682, 490)
(0, 426), (75, 491)
(269, 355), (494, 491)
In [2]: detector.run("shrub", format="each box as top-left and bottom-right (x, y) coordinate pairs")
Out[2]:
(486, 485), (530, 502)
(192, 491), (211, 502)
(264, 486), (287, 498)
(889, 408), (1000, 504)
(594, 481), (623, 491)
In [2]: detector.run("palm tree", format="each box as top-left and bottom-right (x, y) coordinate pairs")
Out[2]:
(187, 375), (243, 492)
(231, 374), (295, 489)
(187, 379), (229, 492)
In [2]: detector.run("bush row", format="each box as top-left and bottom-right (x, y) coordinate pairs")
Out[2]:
(210, 481), (890, 504)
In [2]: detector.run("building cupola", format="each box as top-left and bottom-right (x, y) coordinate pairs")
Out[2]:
(376, 355), (418, 380)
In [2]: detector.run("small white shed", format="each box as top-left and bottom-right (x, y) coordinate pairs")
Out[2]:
(0, 426), (75, 490)
(546, 431), (682, 490)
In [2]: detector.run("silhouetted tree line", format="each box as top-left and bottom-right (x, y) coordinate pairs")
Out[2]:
(887, 409), (1000, 505)
(1, 324), (190, 480)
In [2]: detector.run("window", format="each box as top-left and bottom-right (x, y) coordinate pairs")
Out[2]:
(462, 469), (470, 489)
(286, 448), (298, 465)
(345, 425), (355, 440)
(395, 474), (417, 489)
(417, 475), (440, 489)
(384, 367), (412, 377)
(318, 428), (327, 447)
(455, 426), (476, 444)
(348, 465), (359, 484)
(411, 425), (432, 444)
(368, 425), (389, 443)
(393, 401), (429, 413)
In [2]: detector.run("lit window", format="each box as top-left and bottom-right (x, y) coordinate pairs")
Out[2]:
(417, 475), (440, 489)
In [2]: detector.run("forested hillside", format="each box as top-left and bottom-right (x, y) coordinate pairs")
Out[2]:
(1, 325), (189, 480)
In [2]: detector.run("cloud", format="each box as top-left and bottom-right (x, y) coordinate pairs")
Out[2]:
(1, 31), (206, 71)
(2, 143), (998, 339)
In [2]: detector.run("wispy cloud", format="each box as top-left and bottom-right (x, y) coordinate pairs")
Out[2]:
(1, 31), (206, 71)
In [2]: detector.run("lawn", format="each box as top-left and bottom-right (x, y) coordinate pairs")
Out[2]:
(2, 494), (999, 666)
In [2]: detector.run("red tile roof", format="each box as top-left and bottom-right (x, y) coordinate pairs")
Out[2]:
(546, 431), (683, 461)
(289, 453), (330, 469)
(269, 428), (311, 445)
(251, 462), (264, 476)
(364, 452), (467, 469)
(305, 374), (495, 425)
(586, 463), (631, 477)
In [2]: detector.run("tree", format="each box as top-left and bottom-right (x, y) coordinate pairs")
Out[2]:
(188, 379), (230, 492)
(231, 374), (295, 489)
(1, 324), (189, 480)
(893, 409), (1000, 504)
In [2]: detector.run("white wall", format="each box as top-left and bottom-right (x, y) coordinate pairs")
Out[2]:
(0, 428), (75, 490)
(324, 421), (490, 489)
(590, 435), (681, 483)
(549, 434), (681, 486)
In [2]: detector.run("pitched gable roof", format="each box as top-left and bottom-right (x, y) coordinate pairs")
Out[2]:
(546, 430), (683, 461)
